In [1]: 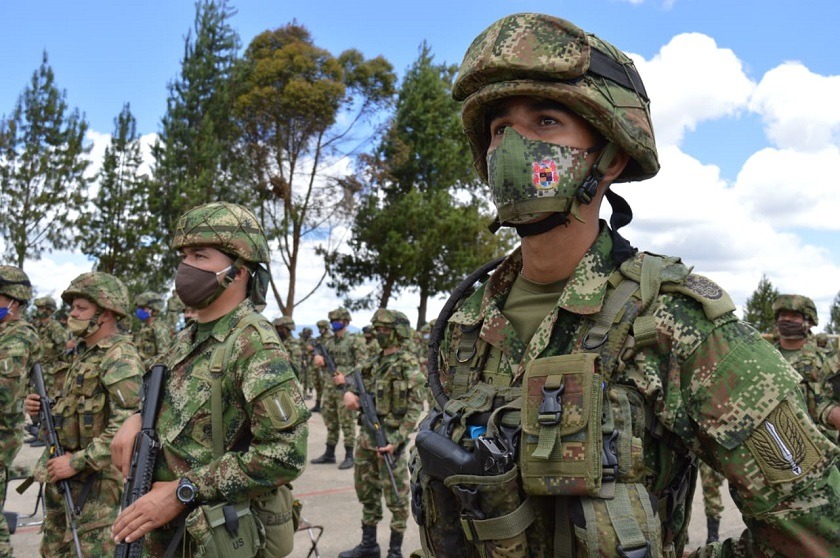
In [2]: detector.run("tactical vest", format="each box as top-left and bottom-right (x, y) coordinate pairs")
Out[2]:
(362, 351), (412, 430)
(412, 252), (735, 558)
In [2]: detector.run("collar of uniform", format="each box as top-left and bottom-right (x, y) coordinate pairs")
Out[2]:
(554, 222), (615, 316)
(86, 332), (129, 351)
(203, 299), (257, 343)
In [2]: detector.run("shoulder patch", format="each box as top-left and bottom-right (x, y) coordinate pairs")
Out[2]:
(745, 399), (822, 484)
(262, 385), (300, 430)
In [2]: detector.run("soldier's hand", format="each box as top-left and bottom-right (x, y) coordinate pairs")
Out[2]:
(24, 393), (41, 418)
(111, 413), (142, 478)
(46, 453), (76, 483)
(112, 479), (182, 544)
(333, 371), (346, 386)
(313, 354), (325, 367)
(344, 391), (360, 411)
(377, 444), (396, 457)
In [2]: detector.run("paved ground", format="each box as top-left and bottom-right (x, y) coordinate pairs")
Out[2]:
(6, 404), (747, 557)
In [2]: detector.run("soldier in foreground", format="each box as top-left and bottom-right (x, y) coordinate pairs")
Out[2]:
(772, 294), (840, 444)
(409, 13), (840, 557)
(0, 266), (42, 558)
(311, 307), (367, 470)
(340, 309), (425, 558)
(110, 202), (309, 557)
(133, 291), (171, 369)
(24, 272), (143, 557)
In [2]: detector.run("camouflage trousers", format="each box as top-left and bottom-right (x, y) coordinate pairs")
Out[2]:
(41, 473), (120, 557)
(321, 379), (356, 448)
(698, 462), (724, 520)
(0, 441), (22, 558)
(354, 433), (410, 532)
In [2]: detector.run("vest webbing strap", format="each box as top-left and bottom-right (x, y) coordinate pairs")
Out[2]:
(209, 313), (263, 459)
(603, 484), (651, 555)
(583, 279), (639, 351)
(461, 496), (535, 542)
(554, 498), (573, 557)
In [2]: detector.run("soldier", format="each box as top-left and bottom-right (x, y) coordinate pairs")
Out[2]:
(308, 320), (333, 413)
(299, 326), (315, 399)
(110, 202), (309, 557)
(133, 291), (171, 370)
(340, 309), (425, 558)
(310, 307), (368, 470)
(409, 13), (840, 557)
(165, 289), (186, 335)
(30, 296), (70, 396)
(362, 324), (381, 354)
(0, 266), (42, 557)
(698, 462), (724, 544)
(772, 294), (840, 444)
(24, 271), (143, 557)
(274, 315), (303, 382)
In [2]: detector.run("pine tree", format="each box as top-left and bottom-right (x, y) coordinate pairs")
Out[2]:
(150, 0), (247, 284)
(0, 51), (90, 268)
(825, 291), (840, 334)
(743, 274), (779, 334)
(77, 103), (158, 294)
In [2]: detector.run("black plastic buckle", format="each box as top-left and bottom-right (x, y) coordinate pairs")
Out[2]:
(601, 429), (619, 482)
(617, 541), (651, 558)
(538, 383), (565, 426)
(576, 172), (601, 205)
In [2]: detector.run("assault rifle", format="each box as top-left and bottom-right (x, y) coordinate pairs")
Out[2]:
(351, 369), (399, 495)
(114, 364), (167, 558)
(30, 363), (84, 558)
(313, 341), (346, 392)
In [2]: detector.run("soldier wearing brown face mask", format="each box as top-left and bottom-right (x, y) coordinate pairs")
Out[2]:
(773, 294), (840, 443)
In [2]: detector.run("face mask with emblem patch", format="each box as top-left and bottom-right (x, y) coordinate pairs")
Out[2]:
(487, 127), (618, 236)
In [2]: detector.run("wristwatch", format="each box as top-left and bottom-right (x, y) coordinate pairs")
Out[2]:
(176, 477), (198, 506)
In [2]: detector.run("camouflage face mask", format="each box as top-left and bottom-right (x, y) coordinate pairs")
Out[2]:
(487, 128), (620, 234)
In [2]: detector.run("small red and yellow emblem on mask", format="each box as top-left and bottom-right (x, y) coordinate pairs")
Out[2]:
(532, 159), (559, 190)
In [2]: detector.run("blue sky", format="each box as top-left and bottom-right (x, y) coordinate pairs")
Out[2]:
(2, 0), (839, 329)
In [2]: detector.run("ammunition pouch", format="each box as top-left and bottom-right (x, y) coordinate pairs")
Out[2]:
(186, 500), (261, 558)
(410, 449), (470, 557)
(520, 353), (605, 497)
(252, 486), (296, 558)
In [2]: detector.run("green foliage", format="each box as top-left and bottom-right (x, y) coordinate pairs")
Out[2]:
(77, 104), (160, 295)
(0, 51), (90, 268)
(150, 0), (248, 284)
(825, 291), (840, 334)
(327, 44), (511, 325)
(234, 21), (396, 316)
(743, 274), (779, 334)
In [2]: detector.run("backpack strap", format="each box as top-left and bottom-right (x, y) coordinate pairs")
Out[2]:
(208, 313), (265, 459)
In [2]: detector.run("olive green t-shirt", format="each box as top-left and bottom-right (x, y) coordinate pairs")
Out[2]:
(503, 273), (567, 344)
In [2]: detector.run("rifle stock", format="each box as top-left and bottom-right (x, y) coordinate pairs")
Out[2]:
(114, 364), (167, 558)
(30, 363), (83, 558)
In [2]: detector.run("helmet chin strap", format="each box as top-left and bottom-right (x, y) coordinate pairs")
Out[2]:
(495, 142), (621, 238)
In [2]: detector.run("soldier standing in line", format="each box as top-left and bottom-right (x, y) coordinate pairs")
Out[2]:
(310, 308), (368, 470)
(274, 316), (304, 382)
(409, 13), (840, 557)
(165, 289), (186, 335)
(133, 291), (172, 370)
(0, 266), (42, 558)
(340, 309), (425, 558)
(110, 202), (309, 557)
(697, 463), (724, 544)
(299, 326), (315, 399)
(24, 272), (143, 557)
(308, 320), (333, 413)
(772, 294), (840, 444)
(30, 296), (70, 396)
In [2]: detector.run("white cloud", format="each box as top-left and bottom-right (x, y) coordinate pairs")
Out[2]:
(748, 61), (840, 150)
(631, 33), (755, 147)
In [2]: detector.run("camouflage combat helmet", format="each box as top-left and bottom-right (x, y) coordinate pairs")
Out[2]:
(273, 316), (296, 329)
(372, 308), (412, 340)
(328, 307), (352, 322)
(34, 296), (57, 311)
(171, 202), (270, 264)
(61, 272), (130, 317)
(773, 294), (819, 326)
(135, 291), (165, 313)
(316, 319), (330, 331)
(453, 13), (658, 184)
(0, 265), (32, 303)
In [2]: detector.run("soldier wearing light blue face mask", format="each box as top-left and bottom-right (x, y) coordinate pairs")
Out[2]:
(132, 291), (171, 370)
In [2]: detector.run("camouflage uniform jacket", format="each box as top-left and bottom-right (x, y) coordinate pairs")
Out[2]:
(0, 318), (42, 463)
(324, 331), (369, 376)
(774, 337), (840, 443)
(133, 319), (171, 370)
(152, 300), (309, 504)
(434, 224), (840, 556)
(35, 317), (68, 366)
(352, 348), (425, 449)
(51, 333), (142, 476)
(281, 336), (304, 379)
